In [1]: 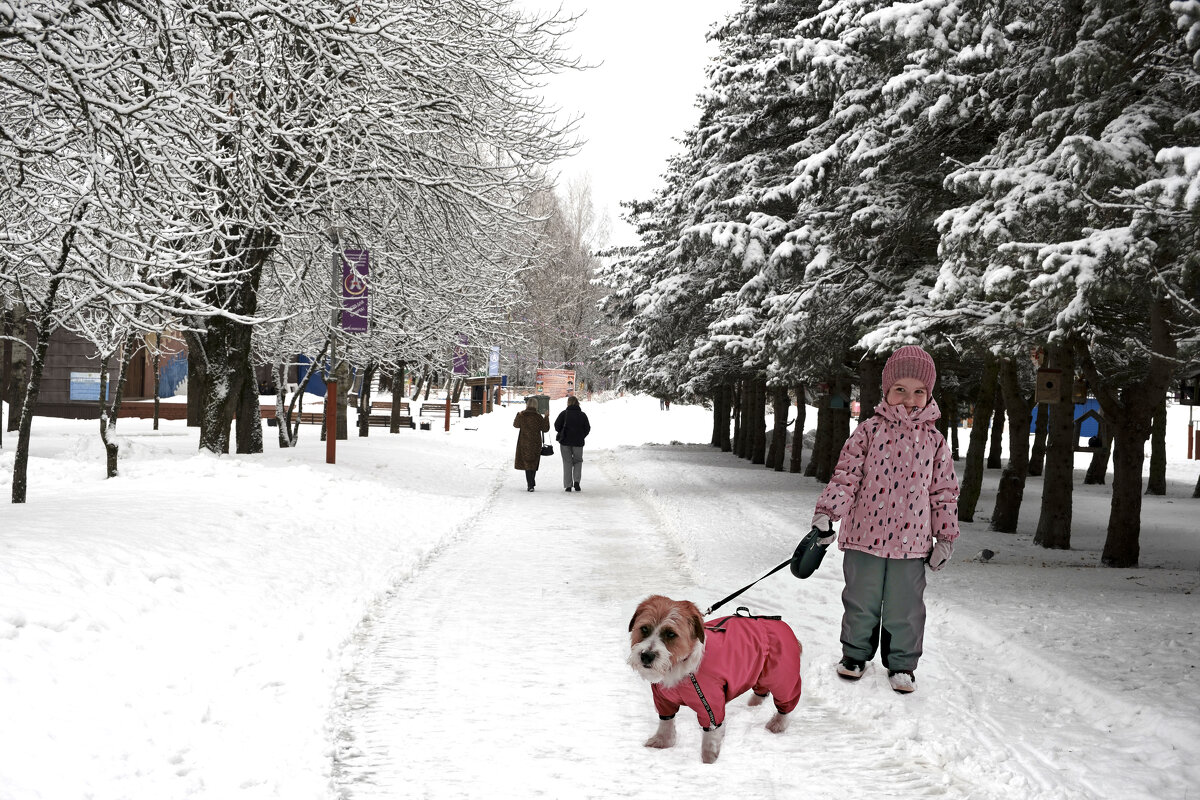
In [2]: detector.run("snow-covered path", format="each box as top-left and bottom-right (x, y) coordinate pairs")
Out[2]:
(329, 443), (1157, 800)
(3, 395), (1196, 800)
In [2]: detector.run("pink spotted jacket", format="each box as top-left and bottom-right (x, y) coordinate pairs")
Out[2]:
(815, 399), (960, 559)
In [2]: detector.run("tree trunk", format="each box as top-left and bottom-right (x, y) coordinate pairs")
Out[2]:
(950, 403), (960, 460)
(235, 363), (263, 455)
(12, 216), (80, 503)
(751, 379), (767, 465)
(276, 362), (294, 448)
(11, 309), (55, 503)
(411, 373), (424, 401)
(1081, 296), (1177, 567)
(187, 229), (272, 456)
(390, 362), (407, 433)
(334, 359), (351, 440)
(809, 379), (852, 483)
(934, 381), (957, 444)
(5, 304), (28, 434)
(789, 384), (806, 474)
(858, 357), (883, 423)
(805, 403), (827, 479)
(959, 356), (999, 522)
(186, 353), (203, 428)
(358, 361), (377, 437)
(99, 333), (140, 478)
(1145, 398), (1166, 495)
(152, 345), (161, 432)
(767, 386), (789, 471)
(710, 385), (725, 448)
(1104, 420), (1151, 566)
(735, 380), (748, 459)
(991, 358), (1034, 533)
(1084, 432), (1111, 485)
(986, 382), (1005, 469)
(1027, 402), (1049, 477)
(720, 384), (733, 452)
(1034, 344), (1074, 550)
(711, 383), (732, 450)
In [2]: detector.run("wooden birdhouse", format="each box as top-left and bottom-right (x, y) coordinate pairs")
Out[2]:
(1177, 367), (1199, 406)
(1035, 368), (1062, 404)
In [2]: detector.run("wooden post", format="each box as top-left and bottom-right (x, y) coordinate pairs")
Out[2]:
(326, 379), (337, 464)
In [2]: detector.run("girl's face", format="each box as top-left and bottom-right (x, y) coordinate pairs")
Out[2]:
(886, 377), (929, 409)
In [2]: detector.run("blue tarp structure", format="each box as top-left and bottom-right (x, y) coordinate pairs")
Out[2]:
(296, 355), (357, 398)
(297, 355), (328, 397)
(1030, 398), (1101, 438)
(157, 352), (188, 398)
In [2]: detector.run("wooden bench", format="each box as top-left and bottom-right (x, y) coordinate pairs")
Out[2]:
(290, 411), (325, 425)
(370, 400), (410, 414)
(419, 403), (462, 417)
(364, 413), (415, 429)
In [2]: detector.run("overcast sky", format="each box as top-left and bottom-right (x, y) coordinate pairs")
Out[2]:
(518, 0), (742, 248)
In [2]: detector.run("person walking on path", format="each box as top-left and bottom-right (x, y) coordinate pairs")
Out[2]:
(513, 398), (551, 492)
(808, 345), (960, 694)
(554, 395), (591, 492)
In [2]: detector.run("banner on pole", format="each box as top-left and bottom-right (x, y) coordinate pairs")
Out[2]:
(341, 249), (369, 333)
(488, 346), (500, 377)
(453, 333), (469, 375)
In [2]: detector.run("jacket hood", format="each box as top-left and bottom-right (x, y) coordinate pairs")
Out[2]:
(875, 398), (941, 427)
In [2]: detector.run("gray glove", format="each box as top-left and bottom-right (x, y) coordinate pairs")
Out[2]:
(811, 513), (835, 545)
(927, 540), (954, 571)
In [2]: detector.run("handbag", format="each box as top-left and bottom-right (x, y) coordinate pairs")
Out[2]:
(540, 432), (554, 457)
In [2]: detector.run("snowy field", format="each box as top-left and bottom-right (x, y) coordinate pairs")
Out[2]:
(1, 394), (1197, 799)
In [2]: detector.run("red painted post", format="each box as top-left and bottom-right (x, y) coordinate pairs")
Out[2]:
(326, 380), (337, 464)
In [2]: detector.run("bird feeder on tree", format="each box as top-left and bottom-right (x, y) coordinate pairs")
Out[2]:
(1035, 368), (1063, 404)
(1071, 376), (1089, 404)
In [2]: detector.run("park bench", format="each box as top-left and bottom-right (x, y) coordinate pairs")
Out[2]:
(369, 400), (410, 414)
(419, 403), (462, 417)
(364, 412), (415, 429)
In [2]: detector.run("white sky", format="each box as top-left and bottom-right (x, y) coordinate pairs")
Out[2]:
(519, 0), (742, 247)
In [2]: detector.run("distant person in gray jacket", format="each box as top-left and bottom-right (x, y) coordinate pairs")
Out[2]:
(554, 396), (591, 492)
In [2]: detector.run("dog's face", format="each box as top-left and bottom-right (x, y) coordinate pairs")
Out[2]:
(627, 595), (706, 686)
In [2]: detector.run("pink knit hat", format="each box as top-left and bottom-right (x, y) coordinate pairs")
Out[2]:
(882, 345), (936, 392)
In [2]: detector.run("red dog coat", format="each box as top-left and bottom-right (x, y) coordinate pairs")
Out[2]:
(651, 614), (802, 729)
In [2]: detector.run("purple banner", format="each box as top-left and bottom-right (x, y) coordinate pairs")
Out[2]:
(453, 333), (468, 375)
(341, 249), (369, 333)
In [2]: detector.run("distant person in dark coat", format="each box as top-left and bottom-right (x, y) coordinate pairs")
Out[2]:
(514, 397), (551, 491)
(554, 395), (591, 492)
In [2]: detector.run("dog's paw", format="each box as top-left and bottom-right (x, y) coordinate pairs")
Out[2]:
(700, 725), (725, 763)
(747, 692), (768, 707)
(765, 712), (790, 734)
(644, 732), (675, 749)
(644, 718), (676, 749)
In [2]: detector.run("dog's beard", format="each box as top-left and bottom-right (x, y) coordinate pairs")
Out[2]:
(628, 638), (704, 688)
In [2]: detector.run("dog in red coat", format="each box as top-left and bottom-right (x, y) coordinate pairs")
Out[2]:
(627, 595), (803, 763)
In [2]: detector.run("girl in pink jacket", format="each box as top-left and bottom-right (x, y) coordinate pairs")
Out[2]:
(811, 345), (960, 694)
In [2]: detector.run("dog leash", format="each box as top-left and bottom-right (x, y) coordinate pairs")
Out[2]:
(702, 558), (791, 617)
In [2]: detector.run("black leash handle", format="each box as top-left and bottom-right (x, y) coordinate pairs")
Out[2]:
(703, 558), (791, 617)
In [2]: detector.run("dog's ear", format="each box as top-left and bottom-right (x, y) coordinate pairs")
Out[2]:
(628, 596), (653, 632)
(684, 601), (706, 643)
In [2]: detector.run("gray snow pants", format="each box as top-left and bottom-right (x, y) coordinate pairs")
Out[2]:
(840, 549), (927, 673)
(560, 445), (583, 488)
